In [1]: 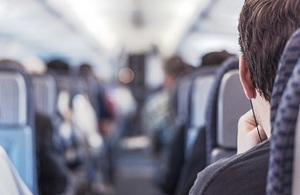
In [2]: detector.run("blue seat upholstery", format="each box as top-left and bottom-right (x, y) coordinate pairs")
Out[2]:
(267, 28), (300, 195)
(0, 65), (37, 194)
(267, 59), (300, 195)
(292, 112), (300, 194)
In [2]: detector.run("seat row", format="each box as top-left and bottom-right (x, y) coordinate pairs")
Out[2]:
(0, 61), (109, 194)
(159, 28), (300, 195)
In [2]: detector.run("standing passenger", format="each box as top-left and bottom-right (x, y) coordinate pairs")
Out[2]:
(79, 63), (116, 192)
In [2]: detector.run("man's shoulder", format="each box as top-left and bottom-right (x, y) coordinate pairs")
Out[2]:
(189, 140), (270, 195)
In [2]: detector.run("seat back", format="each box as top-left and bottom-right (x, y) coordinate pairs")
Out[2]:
(0, 67), (37, 194)
(211, 69), (249, 163)
(158, 67), (217, 195)
(293, 113), (300, 194)
(173, 66), (218, 195)
(267, 28), (300, 195)
(0, 72), (27, 125)
(267, 63), (300, 195)
(176, 74), (195, 126)
(32, 74), (58, 117)
(205, 57), (249, 164)
(185, 66), (218, 159)
(176, 67), (218, 126)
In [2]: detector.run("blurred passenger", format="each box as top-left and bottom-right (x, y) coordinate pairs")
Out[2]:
(144, 55), (194, 195)
(79, 63), (115, 138)
(171, 50), (235, 195)
(142, 55), (189, 156)
(47, 59), (70, 74)
(47, 59), (90, 194)
(200, 50), (235, 66)
(190, 0), (300, 194)
(35, 112), (69, 195)
(79, 63), (117, 192)
(155, 50), (234, 195)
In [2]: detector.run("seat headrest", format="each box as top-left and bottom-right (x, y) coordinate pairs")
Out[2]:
(267, 59), (300, 195)
(267, 28), (300, 195)
(32, 74), (58, 117)
(0, 72), (27, 125)
(217, 69), (249, 149)
(205, 56), (239, 164)
(270, 28), (300, 130)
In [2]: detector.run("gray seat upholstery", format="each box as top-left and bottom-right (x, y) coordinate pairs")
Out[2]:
(32, 74), (58, 117)
(205, 57), (249, 164)
(176, 73), (195, 126)
(185, 67), (218, 159)
(158, 66), (218, 195)
(172, 66), (219, 195)
(211, 69), (249, 163)
(0, 69), (37, 194)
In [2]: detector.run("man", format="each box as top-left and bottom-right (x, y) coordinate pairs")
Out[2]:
(189, 0), (300, 194)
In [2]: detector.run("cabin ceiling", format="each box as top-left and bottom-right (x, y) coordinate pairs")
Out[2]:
(0, 0), (243, 68)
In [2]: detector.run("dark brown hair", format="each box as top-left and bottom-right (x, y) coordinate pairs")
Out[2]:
(238, 0), (300, 101)
(163, 55), (188, 78)
(201, 50), (235, 66)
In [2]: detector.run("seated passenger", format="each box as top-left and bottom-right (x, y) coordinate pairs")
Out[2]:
(200, 50), (235, 67)
(143, 55), (189, 156)
(79, 63), (117, 189)
(0, 59), (69, 194)
(35, 112), (68, 195)
(190, 0), (300, 194)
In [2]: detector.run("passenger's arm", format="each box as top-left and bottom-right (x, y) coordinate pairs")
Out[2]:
(237, 110), (267, 154)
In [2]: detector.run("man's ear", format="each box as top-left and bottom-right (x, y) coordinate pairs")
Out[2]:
(239, 55), (256, 99)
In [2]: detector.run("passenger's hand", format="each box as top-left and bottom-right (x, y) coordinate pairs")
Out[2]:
(237, 110), (267, 154)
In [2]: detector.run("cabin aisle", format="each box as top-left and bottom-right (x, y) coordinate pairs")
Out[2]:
(114, 146), (165, 195)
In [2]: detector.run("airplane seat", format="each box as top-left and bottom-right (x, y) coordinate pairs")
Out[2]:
(267, 62), (300, 195)
(174, 68), (213, 139)
(212, 69), (249, 162)
(55, 73), (106, 193)
(31, 73), (67, 153)
(175, 72), (195, 127)
(205, 57), (249, 165)
(156, 69), (210, 195)
(31, 73), (58, 117)
(266, 28), (300, 195)
(0, 146), (33, 195)
(173, 65), (219, 195)
(0, 65), (37, 194)
(71, 75), (104, 161)
(185, 65), (219, 159)
(293, 111), (300, 195)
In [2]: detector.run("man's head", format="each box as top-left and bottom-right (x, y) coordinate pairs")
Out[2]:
(238, 0), (300, 102)
(162, 55), (188, 91)
(201, 50), (235, 66)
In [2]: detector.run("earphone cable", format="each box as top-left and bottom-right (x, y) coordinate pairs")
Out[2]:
(250, 100), (263, 142)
